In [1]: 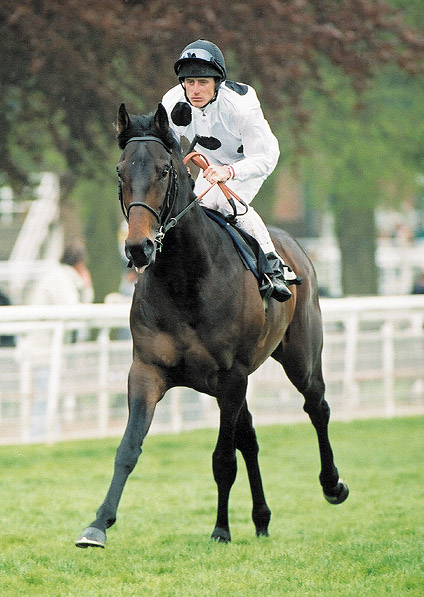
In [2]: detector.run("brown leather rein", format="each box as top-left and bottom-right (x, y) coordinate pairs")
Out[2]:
(183, 151), (248, 215)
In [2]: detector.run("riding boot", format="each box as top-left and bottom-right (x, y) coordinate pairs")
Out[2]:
(264, 252), (292, 302)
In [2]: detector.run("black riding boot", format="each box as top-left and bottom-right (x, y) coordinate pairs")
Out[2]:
(264, 252), (292, 302)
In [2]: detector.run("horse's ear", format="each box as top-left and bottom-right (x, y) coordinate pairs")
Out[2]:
(117, 103), (131, 133)
(154, 103), (169, 135)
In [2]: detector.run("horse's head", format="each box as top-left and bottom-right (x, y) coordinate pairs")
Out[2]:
(116, 103), (180, 272)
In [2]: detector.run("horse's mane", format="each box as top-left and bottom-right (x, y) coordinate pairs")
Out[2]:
(117, 111), (181, 155)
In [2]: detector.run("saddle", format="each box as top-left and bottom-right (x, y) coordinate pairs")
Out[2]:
(202, 208), (273, 299)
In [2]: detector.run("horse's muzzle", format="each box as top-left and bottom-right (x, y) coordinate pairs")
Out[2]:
(125, 238), (156, 271)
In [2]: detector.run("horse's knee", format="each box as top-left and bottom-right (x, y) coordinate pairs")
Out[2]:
(115, 442), (142, 474)
(212, 450), (237, 487)
(303, 394), (330, 422)
(236, 425), (259, 455)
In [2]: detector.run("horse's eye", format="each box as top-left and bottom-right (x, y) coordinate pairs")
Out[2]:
(160, 165), (170, 179)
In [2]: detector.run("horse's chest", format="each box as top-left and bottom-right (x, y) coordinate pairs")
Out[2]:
(138, 319), (242, 392)
(134, 322), (222, 369)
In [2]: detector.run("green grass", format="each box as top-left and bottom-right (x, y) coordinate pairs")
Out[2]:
(0, 417), (423, 596)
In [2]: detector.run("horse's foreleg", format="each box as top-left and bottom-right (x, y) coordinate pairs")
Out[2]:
(75, 361), (166, 548)
(235, 402), (271, 537)
(211, 377), (247, 543)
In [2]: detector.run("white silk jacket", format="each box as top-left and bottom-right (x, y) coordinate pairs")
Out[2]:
(161, 81), (280, 204)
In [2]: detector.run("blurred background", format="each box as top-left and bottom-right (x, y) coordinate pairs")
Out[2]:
(0, 1), (424, 444)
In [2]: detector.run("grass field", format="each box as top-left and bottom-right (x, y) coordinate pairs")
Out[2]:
(0, 416), (423, 596)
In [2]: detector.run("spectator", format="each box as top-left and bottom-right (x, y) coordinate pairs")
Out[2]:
(31, 240), (94, 306)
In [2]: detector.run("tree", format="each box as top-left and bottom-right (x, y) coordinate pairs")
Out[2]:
(292, 61), (424, 295)
(1, 1), (424, 298)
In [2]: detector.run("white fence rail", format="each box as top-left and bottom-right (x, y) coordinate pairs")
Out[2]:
(0, 296), (423, 445)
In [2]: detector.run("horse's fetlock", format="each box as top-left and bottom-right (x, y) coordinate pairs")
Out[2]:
(105, 517), (117, 529)
(252, 503), (271, 530)
(320, 468), (339, 492)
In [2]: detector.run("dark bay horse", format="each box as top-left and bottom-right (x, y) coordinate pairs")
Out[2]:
(75, 103), (348, 548)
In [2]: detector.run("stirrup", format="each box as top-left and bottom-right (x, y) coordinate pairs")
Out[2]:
(259, 274), (275, 301)
(261, 273), (292, 303)
(282, 264), (302, 286)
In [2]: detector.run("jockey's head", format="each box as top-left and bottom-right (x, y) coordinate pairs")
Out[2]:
(174, 40), (226, 107)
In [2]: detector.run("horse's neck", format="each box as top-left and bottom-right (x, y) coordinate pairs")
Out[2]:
(153, 203), (227, 295)
(162, 204), (214, 268)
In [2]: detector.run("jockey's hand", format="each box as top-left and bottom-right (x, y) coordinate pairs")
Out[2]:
(203, 164), (231, 184)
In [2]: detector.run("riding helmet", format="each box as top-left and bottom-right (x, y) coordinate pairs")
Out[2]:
(174, 40), (227, 82)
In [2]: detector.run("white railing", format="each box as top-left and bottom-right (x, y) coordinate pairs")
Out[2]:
(0, 296), (423, 444)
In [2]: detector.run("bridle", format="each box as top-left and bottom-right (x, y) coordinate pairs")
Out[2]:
(118, 136), (201, 252)
(118, 136), (175, 221)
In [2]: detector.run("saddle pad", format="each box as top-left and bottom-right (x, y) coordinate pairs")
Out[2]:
(202, 208), (268, 281)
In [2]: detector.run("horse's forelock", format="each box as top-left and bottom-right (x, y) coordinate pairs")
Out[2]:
(117, 112), (179, 154)
(117, 114), (150, 149)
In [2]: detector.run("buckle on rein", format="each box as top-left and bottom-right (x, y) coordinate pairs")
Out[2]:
(155, 227), (165, 252)
(154, 217), (178, 253)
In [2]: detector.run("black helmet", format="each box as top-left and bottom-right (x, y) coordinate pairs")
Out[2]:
(174, 40), (226, 82)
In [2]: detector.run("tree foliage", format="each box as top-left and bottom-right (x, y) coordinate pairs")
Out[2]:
(1, 1), (424, 297)
(293, 58), (424, 294)
(2, 0), (424, 182)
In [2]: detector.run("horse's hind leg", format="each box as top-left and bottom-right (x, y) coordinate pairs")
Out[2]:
(235, 401), (271, 537)
(273, 321), (349, 504)
(301, 374), (349, 504)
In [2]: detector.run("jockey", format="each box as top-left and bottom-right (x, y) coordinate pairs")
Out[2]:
(161, 39), (300, 302)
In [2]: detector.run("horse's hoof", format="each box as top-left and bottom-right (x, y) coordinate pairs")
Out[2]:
(75, 526), (106, 548)
(211, 527), (231, 543)
(324, 480), (349, 505)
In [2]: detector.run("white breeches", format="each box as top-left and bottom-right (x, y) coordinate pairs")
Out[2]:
(195, 174), (276, 254)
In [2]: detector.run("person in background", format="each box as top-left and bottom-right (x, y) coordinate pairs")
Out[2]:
(31, 240), (94, 306)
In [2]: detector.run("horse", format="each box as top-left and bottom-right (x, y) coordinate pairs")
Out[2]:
(75, 103), (348, 548)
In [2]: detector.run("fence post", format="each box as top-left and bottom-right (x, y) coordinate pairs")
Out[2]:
(382, 321), (395, 417)
(97, 328), (110, 436)
(19, 351), (33, 443)
(45, 321), (65, 444)
(344, 315), (359, 417)
(170, 388), (183, 433)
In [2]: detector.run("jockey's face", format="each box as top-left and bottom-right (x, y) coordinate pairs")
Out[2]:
(183, 77), (216, 108)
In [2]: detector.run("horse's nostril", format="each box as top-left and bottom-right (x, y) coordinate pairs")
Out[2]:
(125, 244), (133, 261)
(141, 238), (155, 260)
(125, 238), (156, 267)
